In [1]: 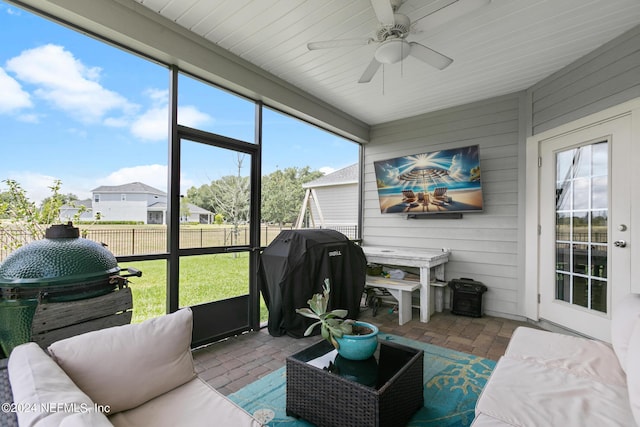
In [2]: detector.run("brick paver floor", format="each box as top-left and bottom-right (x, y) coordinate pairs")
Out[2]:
(192, 306), (534, 395)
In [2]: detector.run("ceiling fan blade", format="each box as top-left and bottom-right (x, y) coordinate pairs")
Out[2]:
(358, 58), (381, 83)
(370, 0), (396, 27)
(307, 38), (372, 50)
(409, 42), (453, 70)
(413, 0), (491, 32)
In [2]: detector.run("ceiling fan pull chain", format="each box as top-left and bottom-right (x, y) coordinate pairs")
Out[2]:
(401, 42), (405, 78)
(382, 64), (385, 96)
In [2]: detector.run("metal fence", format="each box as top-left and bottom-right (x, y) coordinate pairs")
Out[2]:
(0, 224), (359, 261)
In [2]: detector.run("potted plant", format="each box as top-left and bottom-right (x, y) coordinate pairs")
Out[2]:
(296, 278), (379, 360)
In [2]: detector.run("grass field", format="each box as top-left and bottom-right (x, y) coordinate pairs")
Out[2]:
(120, 253), (269, 324)
(0, 223), (356, 326)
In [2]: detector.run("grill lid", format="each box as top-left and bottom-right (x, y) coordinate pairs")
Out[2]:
(0, 223), (120, 287)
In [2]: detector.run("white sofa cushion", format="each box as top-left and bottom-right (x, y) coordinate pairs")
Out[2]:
(475, 356), (635, 427)
(48, 308), (196, 414)
(504, 326), (626, 386)
(470, 413), (514, 427)
(108, 377), (262, 427)
(625, 319), (640, 426)
(7, 342), (111, 427)
(611, 294), (640, 372)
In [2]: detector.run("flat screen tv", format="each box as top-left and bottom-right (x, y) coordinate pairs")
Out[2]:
(373, 144), (483, 215)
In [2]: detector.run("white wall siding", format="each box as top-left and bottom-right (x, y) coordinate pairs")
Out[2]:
(531, 24), (640, 135)
(93, 201), (148, 223)
(363, 94), (523, 318)
(308, 184), (358, 226)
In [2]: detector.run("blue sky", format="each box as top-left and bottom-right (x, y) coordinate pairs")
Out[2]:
(0, 2), (359, 204)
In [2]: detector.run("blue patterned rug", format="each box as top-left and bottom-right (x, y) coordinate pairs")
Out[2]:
(228, 333), (495, 426)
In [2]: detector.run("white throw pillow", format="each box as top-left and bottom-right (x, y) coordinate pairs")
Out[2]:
(7, 342), (106, 427)
(611, 294), (640, 372)
(48, 308), (195, 414)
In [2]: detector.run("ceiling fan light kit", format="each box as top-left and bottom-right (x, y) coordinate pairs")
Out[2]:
(306, 0), (491, 83)
(375, 39), (410, 64)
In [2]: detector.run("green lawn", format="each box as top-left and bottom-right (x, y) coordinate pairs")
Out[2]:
(120, 254), (269, 324)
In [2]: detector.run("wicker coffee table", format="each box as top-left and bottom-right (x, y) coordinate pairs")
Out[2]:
(286, 339), (423, 427)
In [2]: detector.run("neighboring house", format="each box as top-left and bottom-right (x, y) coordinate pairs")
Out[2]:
(60, 182), (213, 224)
(295, 164), (358, 230)
(59, 199), (93, 222)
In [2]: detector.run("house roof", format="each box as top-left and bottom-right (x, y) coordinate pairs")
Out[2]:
(74, 198), (92, 208)
(303, 164), (359, 189)
(91, 182), (166, 195)
(148, 201), (213, 214)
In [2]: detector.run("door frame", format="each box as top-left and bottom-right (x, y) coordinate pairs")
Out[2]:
(525, 98), (640, 328)
(171, 127), (261, 347)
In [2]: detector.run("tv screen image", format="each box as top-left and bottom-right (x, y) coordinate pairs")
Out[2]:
(373, 144), (483, 215)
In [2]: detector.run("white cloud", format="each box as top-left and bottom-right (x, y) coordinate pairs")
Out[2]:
(16, 113), (39, 123)
(319, 166), (335, 175)
(1, 172), (60, 205)
(449, 153), (465, 180)
(98, 164), (168, 191)
(0, 67), (32, 113)
(5, 44), (137, 123)
(130, 103), (212, 141)
(145, 88), (167, 103)
(5, 44), (213, 144)
(179, 105), (212, 129)
(130, 106), (168, 141)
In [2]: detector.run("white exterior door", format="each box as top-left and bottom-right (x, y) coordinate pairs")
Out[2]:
(537, 114), (632, 341)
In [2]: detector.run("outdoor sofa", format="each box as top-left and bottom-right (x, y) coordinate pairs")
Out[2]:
(3, 307), (262, 426)
(473, 294), (640, 426)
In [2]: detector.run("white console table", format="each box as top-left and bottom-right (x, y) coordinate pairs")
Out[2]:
(361, 246), (450, 324)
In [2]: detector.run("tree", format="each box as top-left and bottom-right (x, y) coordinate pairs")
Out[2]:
(40, 192), (79, 208)
(185, 162), (323, 226)
(262, 166), (323, 225)
(186, 183), (215, 214)
(0, 179), (87, 252)
(180, 196), (191, 222)
(186, 154), (251, 243)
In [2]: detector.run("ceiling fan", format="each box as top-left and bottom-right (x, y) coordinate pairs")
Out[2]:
(307, 0), (491, 83)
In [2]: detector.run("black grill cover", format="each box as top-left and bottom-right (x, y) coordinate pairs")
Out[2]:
(259, 229), (366, 338)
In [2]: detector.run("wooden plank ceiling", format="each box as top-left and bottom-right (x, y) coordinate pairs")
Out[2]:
(133, 0), (640, 125)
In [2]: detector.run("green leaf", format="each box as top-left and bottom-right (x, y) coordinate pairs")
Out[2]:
(295, 308), (320, 320)
(327, 309), (348, 318)
(339, 323), (353, 335)
(328, 324), (344, 338)
(307, 293), (325, 315)
(321, 326), (330, 340)
(330, 335), (340, 350)
(303, 321), (321, 336)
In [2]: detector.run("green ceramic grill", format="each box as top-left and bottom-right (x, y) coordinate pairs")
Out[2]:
(0, 223), (121, 356)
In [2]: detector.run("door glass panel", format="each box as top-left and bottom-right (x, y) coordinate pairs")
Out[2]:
(554, 141), (608, 312)
(591, 280), (607, 313)
(178, 253), (249, 307)
(556, 272), (570, 302)
(180, 139), (251, 248)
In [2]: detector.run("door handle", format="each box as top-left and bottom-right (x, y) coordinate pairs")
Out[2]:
(614, 240), (627, 248)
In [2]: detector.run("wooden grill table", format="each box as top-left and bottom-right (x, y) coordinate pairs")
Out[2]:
(286, 339), (424, 427)
(362, 246), (450, 324)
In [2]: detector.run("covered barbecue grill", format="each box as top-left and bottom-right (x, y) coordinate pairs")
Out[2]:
(259, 229), (367, 338)
(0, 222), (140, 356)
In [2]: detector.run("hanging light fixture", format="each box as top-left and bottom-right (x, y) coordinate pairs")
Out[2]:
(374, 38), (410, 64)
